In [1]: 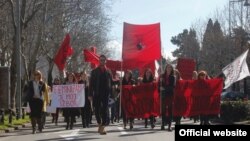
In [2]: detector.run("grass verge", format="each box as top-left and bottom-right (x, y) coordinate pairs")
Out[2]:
(0, 115), (30, 130)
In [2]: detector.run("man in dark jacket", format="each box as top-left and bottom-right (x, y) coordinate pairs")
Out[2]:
(89, 55), (112, 135)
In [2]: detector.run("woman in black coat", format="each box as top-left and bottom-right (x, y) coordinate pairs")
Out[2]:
(78, 71), (91, 128)
(26, 70), (46, 134)
(159, 64), (175, 131)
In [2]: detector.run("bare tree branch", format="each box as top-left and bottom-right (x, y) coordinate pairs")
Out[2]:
(7, 0), (16, 32)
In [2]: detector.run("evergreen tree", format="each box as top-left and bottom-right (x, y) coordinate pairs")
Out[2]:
(171, 28), (200, 69)
(200, 19), (227, 76)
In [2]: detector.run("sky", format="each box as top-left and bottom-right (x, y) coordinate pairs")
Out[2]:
(108, 0), (229, 60)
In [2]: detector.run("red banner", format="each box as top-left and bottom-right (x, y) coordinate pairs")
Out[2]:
(54, 34), (73, 71)
(83, 48), (122, 72)
(173, 79), (223, 117)
(122, 22), (161, 62)
(176, 58), (196, 80)
(83, 45), (157, 75)
(122, 83), (160, 118)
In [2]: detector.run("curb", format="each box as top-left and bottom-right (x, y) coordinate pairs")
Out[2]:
(0, 129), (5, 134)
(234, 120), (250, 125)
(4, 127), (15, 133)
(0, 123), (30, 134)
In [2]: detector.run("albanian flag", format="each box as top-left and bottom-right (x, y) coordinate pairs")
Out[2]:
(83, 49), (99, 66)
(122, 22), (161, 62)
(54, 34), (73, 71)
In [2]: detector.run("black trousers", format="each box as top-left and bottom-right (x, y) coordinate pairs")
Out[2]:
(29, 98), (43, 130)
(163, 95), (173, 127)
(81, 100), (91, 127)
(94, 96), (109, 126)
(29, 98), (43, 118)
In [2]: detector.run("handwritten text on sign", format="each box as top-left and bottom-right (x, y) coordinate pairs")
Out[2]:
(51, 84), (85, 108)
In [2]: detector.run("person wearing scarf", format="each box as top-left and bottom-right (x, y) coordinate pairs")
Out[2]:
(89, 55), (113, 135)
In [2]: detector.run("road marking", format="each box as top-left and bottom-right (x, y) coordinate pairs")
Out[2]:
(59, 129), (80, 140)
(117, 127), (128, 135)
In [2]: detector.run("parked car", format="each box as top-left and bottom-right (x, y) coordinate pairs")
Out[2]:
(221, 91), (248, 101)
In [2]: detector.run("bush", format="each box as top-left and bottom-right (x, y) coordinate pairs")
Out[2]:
(220, 100), (250, 124)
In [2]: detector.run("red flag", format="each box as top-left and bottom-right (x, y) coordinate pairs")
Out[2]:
(122, 22), (161, 62)
(83, 49), (99, 66)
(83, 48), (123, 71)
(83, 46), (156, 74)
(89, 46), (98, 68)
(54, 34), (73, 71)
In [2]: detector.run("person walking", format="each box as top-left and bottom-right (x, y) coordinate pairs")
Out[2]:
(89, 55), (113, 135)
(51, 78), (61, 126)
(159, 64), (175, 131)
(121, 70), (135, 129)
(63, 73), (80, 130)
(26, 70), (46, 134)
(142, 68), (156, 129)
(78, 71), (92, 128)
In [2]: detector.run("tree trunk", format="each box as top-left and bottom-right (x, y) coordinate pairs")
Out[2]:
(10, 36), (17, 109)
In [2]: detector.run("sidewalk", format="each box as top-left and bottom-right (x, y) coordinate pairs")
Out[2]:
(0, 122), (30, 134)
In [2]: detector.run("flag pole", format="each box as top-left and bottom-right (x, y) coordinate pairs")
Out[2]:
(119, 59), (123, 119)
(159, 23), (163, 121)
(160, 56), (163, 120)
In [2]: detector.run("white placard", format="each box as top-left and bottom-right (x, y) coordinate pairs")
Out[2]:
(51, 84), (85, 108)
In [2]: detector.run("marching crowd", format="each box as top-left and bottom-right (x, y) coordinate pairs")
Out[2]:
(25, 54), (214, 135)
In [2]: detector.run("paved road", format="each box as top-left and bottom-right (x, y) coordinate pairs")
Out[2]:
(0, 116), (193, 141)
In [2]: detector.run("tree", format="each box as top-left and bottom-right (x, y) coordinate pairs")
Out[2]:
(171, 28), (200, 69)
(200, 19), (228, 76)
(0, 0), (113, 109)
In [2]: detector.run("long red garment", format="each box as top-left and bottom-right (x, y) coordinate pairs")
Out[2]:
(173, 79), (223, 117)
(122, 22), (161, 62)
(54, 34), (73, 71)
(122, 83), (160, 118)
